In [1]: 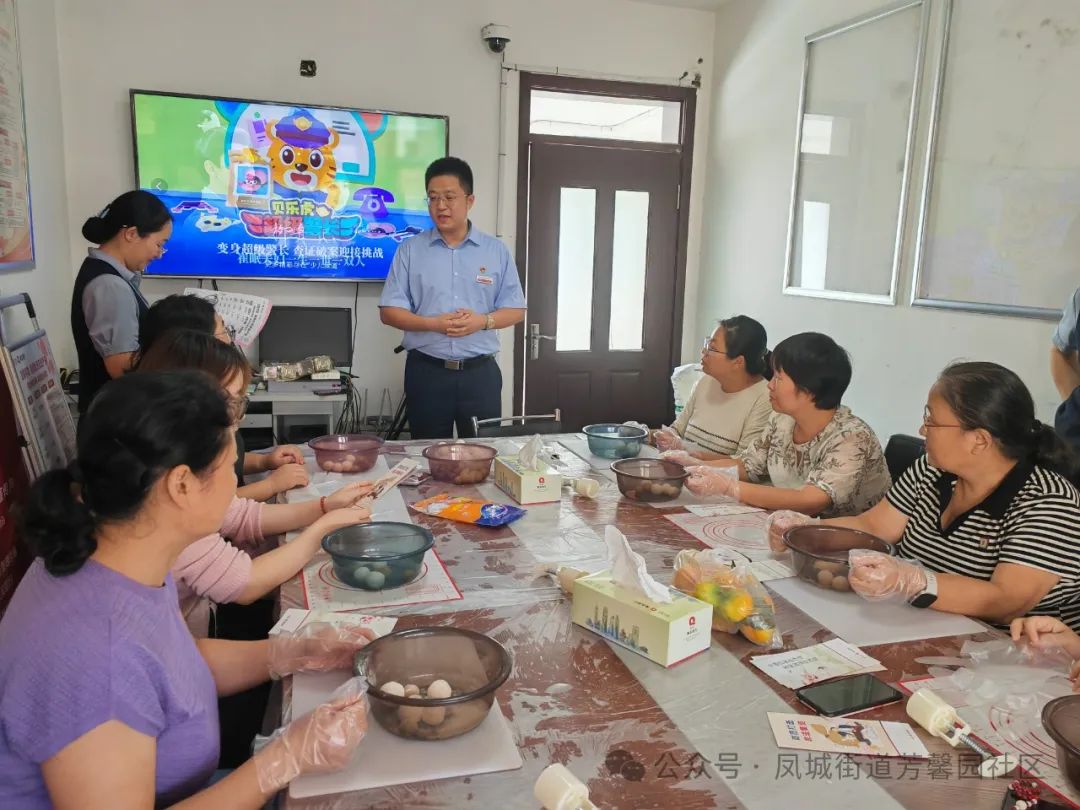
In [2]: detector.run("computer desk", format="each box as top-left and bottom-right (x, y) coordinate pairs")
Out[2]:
(242, 389), (346, 442)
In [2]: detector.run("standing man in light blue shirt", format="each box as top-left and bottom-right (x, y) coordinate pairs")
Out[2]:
(379, 157), (526, 439)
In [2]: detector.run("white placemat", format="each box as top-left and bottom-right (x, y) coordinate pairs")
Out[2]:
(767, 576), (987, 646)
(301, 548), (462, 612)
(289, 671), (523, 798)
(664, 510), (773, 562)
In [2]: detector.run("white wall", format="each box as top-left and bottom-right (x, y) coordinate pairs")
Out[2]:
(54, 0), (715, 416)
(0, 0), (73, 366)
(699, 0), (1064, 441)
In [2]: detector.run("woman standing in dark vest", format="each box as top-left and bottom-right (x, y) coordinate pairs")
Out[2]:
(70, 191), (172, 414)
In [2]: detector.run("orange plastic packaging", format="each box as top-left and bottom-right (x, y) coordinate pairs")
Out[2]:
(672, 549), (781, 648)
(411, 493), (526, 527)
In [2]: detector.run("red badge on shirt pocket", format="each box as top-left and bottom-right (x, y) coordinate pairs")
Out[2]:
(476, 270), (494, 285)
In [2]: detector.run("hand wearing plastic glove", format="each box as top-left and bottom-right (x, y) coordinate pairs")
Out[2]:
(267, 444), (305, 469)
(764, 510), (817, 554)
(326, 480), (377, 510)
(1011, 617), (1080, 687)
(254, 677), (369, 794)
(685, 466), (741, 500)
(268, 621), (376, 680)
(661, 449), (699, 467)
(847, 549), (927, 602)
(654, 426), (684, 452)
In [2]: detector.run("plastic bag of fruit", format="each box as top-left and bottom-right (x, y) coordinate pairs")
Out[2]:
(672, 549), (782, 648)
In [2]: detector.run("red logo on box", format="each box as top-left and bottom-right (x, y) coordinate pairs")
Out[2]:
(689, 616), (697, 626)
(538, 476), (545, 485)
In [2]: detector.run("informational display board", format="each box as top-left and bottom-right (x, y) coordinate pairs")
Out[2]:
(0, 0), (34, 271)
(3, 332), (76, 476)
(0, 350), (30, 616)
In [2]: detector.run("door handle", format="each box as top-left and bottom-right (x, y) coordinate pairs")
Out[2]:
(529, 323), (556, 360)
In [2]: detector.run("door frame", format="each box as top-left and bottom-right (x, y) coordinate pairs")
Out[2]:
(512, 72), (698, 418)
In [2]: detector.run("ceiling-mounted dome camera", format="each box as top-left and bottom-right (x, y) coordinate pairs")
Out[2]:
(481, 23), (511, 54)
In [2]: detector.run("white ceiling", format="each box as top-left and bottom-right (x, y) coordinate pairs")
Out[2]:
(626, 0), (730, 10)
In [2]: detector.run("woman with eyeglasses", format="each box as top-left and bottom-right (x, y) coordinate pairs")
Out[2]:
(71, 191), (172, 416)
(680, 332), (891, 518)
(136, 294), (308, 502)
(768, 362), (1080, 630)
(655, 316), (773, 459)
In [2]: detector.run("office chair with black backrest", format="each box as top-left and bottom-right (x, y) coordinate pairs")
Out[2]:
(471, 409), (563, 439)
(884, 434), (926, 482)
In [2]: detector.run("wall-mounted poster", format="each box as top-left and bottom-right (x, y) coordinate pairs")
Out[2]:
(0, 0), (32, 272)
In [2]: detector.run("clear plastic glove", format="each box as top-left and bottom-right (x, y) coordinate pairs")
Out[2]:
(326, 481), (377, 510)
(661, 449), (699, 466)
(267, 444), (305, 469)
(685, 466), (741, 499)
(1010, 616), (1080, 656)
(654, 426), (684, 452)
(764, 510), (817, 554)
(847, 549), (927, 602)
(254, 676), (369, 794)
(267, 621), (376, 680)
(268, 463), (311, 492)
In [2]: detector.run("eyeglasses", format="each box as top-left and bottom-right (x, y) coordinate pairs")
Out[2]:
(216, 325), (237, 343)
(922, 406), (963, 429)
(702, 337), (723, 356)
(426, 193), (463, 206)
(228, 394), (250, 422)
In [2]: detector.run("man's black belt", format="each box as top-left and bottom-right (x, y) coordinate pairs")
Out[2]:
(409, 350), (496, 371)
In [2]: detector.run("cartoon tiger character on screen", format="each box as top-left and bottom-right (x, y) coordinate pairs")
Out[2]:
(242, 108), (345, 210)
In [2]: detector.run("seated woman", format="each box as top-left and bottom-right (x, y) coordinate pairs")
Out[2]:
(136, 293), (309, 502)
(655, 315), (773, 458)
(135, 329), (373, 637)
(0, 370), (371, 808)
(682, 332), (890, 517)
(769, 362), (1080, 630)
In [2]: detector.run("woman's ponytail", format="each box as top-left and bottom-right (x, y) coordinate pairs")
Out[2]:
(19, 466), (97, 576)
(1031, 420), (1080, 486)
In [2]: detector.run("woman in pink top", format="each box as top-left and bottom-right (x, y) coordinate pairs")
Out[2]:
(136, 329), (374, 634)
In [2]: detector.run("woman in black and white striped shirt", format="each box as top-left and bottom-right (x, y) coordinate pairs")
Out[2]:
(768, 362), (1080, 630)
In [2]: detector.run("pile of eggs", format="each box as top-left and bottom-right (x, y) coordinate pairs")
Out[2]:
(319, 454), (363, 473)
(379, 678), (453, 731)
(624, 481), (682, 500)
(452, 467), (490, 485)
(811, 560), (851, 592)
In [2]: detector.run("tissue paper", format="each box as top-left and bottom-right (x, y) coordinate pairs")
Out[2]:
(604, 526), (672, 603)
(494, 435), (563, 504)
(570, 527), (712, 666)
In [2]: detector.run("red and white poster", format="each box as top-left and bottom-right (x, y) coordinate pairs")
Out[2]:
(0, 0), (33, 271)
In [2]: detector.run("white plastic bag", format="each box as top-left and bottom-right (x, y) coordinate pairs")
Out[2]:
(671, 363), (703, 417)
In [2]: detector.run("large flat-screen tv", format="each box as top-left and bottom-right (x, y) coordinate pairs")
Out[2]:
(131, 90), (448, 282)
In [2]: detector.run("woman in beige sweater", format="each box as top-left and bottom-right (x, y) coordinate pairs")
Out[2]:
(657, 315), (773, 459)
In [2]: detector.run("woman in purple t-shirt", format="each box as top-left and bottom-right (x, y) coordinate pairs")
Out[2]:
(0, 370), (373, 809)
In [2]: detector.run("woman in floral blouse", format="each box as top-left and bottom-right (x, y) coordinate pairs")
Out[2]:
(677, 332), (891, 517)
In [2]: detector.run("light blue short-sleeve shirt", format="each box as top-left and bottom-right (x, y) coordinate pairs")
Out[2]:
(379, 224), (526, 360)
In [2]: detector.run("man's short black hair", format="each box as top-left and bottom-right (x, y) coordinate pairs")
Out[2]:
(425, 157), (473, 195)
(771, 332), (852, 410)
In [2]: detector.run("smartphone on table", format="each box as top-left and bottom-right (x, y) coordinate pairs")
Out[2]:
(795, 673), (904, 717)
